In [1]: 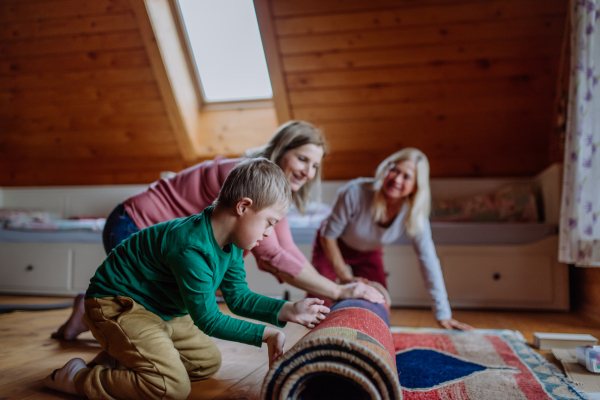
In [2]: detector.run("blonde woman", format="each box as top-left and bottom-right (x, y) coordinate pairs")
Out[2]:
(53, 121), (384, 340)
(312, 148), (473, 330)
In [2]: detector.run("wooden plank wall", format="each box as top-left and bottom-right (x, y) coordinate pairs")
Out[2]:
(572, 267), (600, 323)
(0, 0), (186, 186)
(269, 0), (568, 179)
(0, 0), (568, 186)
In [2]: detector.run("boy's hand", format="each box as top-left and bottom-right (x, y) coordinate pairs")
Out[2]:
(263, 327), (286, 367)
(338, 282), (385, 304)
(278, 298), (330, 329)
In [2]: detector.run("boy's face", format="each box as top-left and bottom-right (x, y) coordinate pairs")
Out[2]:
(233, 202), (288, 250)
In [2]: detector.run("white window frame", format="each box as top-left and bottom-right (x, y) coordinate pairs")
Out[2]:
(169, 0), (275, 111)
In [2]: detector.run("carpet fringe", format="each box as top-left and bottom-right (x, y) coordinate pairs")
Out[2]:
(514, 330), (526, 343)
(526, 344), (591, 400)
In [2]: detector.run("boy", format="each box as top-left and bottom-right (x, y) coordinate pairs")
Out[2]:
(44, 158), (330, 399)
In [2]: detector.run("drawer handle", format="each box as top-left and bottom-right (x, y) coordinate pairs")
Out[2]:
(26, 265), (34, 271)
(493, 273), (501, 281)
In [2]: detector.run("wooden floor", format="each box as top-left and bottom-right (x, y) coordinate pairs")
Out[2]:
(1, 295), (600, 400)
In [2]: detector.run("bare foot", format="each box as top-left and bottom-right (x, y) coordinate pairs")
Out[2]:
(51, 293), (89, 340)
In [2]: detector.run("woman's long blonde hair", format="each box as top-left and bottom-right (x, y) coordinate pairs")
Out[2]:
(244, 120), (328, 214)
(371, 148), (431, 237)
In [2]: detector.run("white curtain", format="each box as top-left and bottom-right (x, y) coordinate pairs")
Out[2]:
(559, 0), (600, 266)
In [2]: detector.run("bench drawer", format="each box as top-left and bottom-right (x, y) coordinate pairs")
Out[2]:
(0, 243), (71, 292)
(442, 253), (553, 305)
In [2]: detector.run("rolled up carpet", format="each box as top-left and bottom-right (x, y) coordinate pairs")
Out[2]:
(261, 292), (401, 400)
(330, 298), (390, 328)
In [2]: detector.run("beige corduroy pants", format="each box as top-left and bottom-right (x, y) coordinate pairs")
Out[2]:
(82, 296), (222, 400)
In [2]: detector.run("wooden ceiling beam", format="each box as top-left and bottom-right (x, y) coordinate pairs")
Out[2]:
(128, 0), (200, 162)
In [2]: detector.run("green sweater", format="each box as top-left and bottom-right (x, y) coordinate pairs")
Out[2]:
(86, 207), (287, 347)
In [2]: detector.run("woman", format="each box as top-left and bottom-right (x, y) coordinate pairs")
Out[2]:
(312, 148), (473, 330)
(53, 121), (384, 340)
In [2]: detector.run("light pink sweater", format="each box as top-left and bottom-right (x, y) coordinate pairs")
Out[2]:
(123, 156), (307, 279)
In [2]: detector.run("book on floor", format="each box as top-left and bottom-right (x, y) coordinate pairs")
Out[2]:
(533, 332), (598, 350)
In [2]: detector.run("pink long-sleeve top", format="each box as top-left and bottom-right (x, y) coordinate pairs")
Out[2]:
(123, 156), (308, 279)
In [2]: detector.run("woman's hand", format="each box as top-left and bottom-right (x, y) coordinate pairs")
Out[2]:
(338, 282), (385, 304)
(336, 264), (355, 284)
(263, 327), (286, 367)
(278, 298), (330, 329)
(438, 318), (474, 331)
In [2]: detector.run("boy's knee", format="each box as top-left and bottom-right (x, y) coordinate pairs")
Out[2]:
(189, 345), (222, 381)
(133, 366), (191, 400)
(205, 347), (222, 377)
(165, 379), (191, 400)
(150, 374), (190, 400)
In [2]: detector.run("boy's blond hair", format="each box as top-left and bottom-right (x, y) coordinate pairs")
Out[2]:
(214, 158), (292, 212)
(244, 120), (327, 215)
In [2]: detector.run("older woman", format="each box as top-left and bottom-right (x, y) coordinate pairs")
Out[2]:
(53, 121), (384, 340)
(311, 148), (472, 330)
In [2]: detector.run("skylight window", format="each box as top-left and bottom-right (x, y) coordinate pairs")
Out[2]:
(176, 0), (273, 103)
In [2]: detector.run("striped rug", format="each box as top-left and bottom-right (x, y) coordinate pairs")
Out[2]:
(393, 328), (586, 400)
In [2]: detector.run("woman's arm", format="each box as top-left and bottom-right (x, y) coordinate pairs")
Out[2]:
(251, 217), (308, 280)
(412, 221), (452, 321)
(253, 218), (383, 303)
(317, 181), (361, 284)
(412, 219), (473, 330)
(319, 236), (354, 283)
(259, 259), (339, 302)
(266, 260), (384, 304)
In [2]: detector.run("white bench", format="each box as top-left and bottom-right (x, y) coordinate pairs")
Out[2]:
(0, 164), (568, 311)
(248, 163), (568, 311)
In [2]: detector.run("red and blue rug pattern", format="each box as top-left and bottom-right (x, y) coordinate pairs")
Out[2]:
(392, 328), (586, 400)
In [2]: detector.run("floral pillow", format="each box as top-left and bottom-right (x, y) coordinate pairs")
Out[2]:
(0, 208), (53, 226)
(431, 184), (539, 223)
